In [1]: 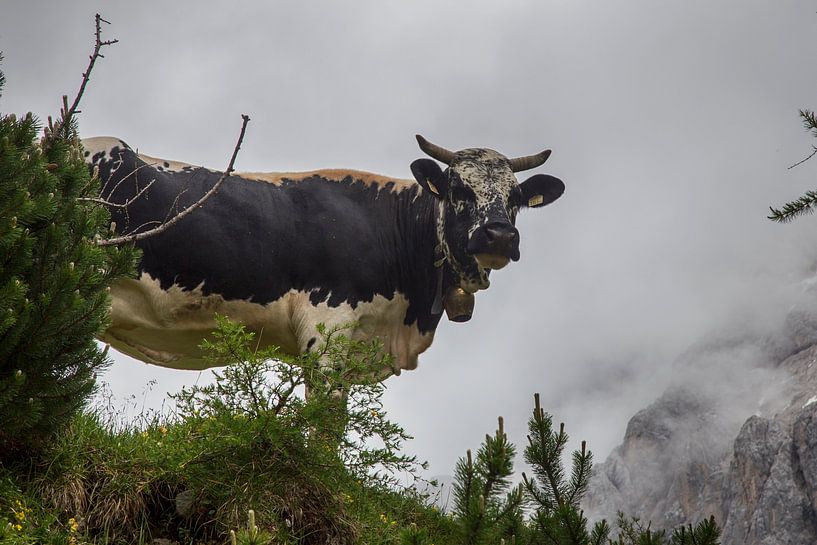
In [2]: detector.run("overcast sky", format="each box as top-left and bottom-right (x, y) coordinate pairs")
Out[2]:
(3, 1), (817, 479)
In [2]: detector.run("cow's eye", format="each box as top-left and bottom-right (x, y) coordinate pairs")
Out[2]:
(508, 188), (524, 208)
(451, 186), (474, 202)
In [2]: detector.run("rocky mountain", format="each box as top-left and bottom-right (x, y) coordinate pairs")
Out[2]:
(584, 281), (817, 544)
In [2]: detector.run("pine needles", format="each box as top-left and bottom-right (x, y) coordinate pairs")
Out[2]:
(769, 108), (817, 222)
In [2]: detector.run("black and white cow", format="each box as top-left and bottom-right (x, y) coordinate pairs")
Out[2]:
(83, 135), (564, 380)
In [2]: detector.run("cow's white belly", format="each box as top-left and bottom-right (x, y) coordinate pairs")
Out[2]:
(100, 273), (434, 379)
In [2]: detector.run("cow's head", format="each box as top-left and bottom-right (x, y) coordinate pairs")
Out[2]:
(411, 135), (564, 293)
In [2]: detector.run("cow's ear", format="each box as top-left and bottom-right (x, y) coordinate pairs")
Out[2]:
(519, 174), (564, 208)
(411, 159), (449, 199)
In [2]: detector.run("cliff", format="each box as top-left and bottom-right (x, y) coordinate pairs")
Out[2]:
(584, 283), (817, 544)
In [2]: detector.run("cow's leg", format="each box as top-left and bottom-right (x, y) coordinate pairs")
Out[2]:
(299, 328), (353, 403)
(288, 296), (357, 450)
(289, 293), (358, 401)
(298, 326), (352, 446)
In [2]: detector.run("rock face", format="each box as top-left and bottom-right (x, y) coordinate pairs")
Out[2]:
(584, 293), (817, 545)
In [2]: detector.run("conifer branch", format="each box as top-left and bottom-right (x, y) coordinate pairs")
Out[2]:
(95, 114), (250, 246)
(494, 484), (524, 523)
(800, 108), (817, 138)
(522, 471), (554, 511)
(768, 190), (817, 222)
(567, 440), (592, 507)
(590, 519), (611, 545)
(771, 109), (817, 223)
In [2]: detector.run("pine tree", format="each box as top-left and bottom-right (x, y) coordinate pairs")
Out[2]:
(522, 393), (608, 545)
(452, 416), (525, 545)
(669, 517), (720, 545)
(0, 61), (137, 459)
(449, 394), (721, 545)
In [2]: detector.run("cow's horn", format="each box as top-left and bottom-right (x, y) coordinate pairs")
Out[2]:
(416, 135), (455, 165)
(508, 149), (552, 172)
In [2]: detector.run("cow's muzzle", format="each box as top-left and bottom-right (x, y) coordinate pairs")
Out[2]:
(467, 222), (520, 269)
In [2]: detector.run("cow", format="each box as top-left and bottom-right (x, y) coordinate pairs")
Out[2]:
(82, 135), (564, 381)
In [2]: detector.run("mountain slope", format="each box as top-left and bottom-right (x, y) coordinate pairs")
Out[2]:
(585, 284), (817, 545)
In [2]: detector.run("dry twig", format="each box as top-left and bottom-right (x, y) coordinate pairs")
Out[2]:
(96, 114), (251, 247)
(78, 169), (157, 208)
(52, 14), (253, 246)
(788, 146), (817, 170)
(44, 14), (117, 143)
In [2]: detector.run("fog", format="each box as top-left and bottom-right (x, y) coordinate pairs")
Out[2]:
(3, 1), (817, 478)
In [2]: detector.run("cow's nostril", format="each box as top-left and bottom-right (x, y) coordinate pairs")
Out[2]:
(486, 225), (517, 244)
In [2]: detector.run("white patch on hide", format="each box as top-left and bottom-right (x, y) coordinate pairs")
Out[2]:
(100, 273), (434, 381)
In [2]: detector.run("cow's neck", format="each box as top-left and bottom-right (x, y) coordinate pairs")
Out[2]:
(383, 189), (450, 334)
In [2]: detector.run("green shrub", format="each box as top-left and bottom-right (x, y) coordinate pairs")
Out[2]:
(2, 316), (432, 544)
(0, 65), (137, 460)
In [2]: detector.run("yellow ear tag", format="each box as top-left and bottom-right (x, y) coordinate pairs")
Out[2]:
(528, 194), (544, 207)
(426, 180), (440, 196)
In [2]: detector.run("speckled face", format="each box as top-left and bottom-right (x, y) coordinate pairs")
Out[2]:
(449, 148), (521, 237)
(411, 139), (565, 294)
(439, 148), (524, 291)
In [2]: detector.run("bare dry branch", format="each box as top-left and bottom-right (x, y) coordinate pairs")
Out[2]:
(162, 188), (190, 224)
(78, 178), (156, 208)
(51, 14), (252, 247)
(101, 160), (156, 201)
(124, 219), (163, 235)
(788, 146), (817, 170)
(65, 14), (118, 131)
(45, 14), (117, 143)
(96, 114), (251, 247)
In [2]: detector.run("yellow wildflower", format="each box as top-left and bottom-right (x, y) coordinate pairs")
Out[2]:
(158, 425), (168, 435)
(14, 523), (22, 531)
(68, 517), (79, 532)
